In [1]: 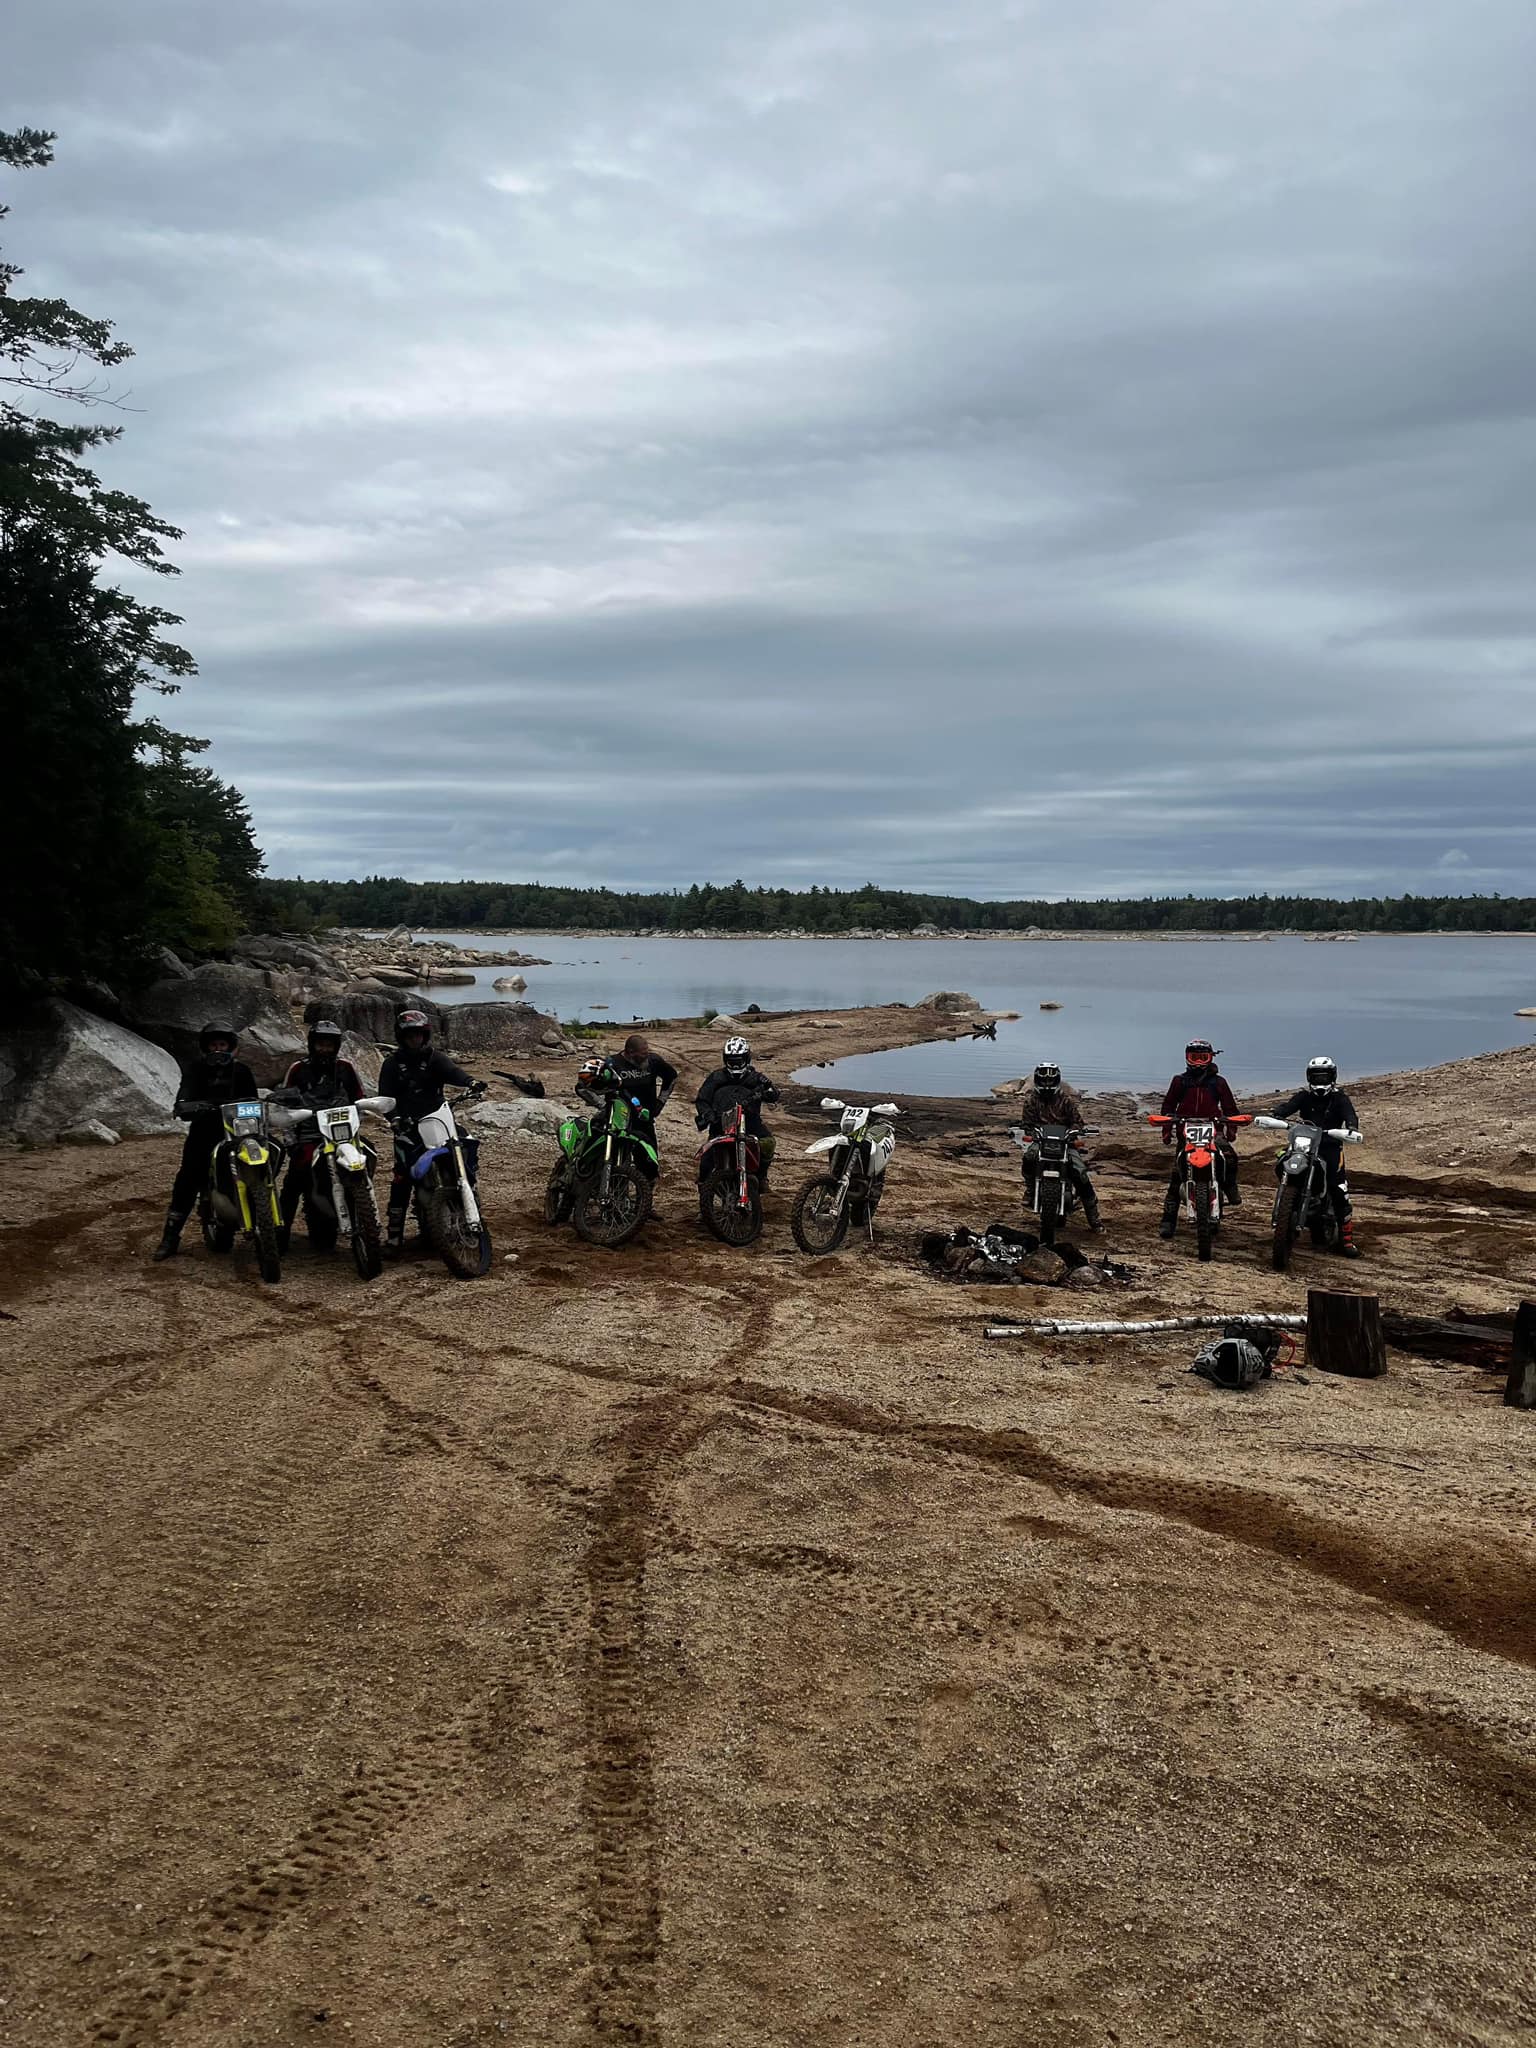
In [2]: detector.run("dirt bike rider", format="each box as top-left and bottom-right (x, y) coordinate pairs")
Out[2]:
(694, 1036), (779, 1186)
(1015, 1061), (1100, 1230)
(152, 1024), (260, 1261)
(377, 1009), (482, 1258)
(1269, 1055), (1361, 1258)
(276, 1019), (365, 1251)
(1158, 1038), (1242, 1238)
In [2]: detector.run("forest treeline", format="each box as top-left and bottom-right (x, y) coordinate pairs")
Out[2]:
(252, 876), (1536, 936)
(2, 129), (262, 995)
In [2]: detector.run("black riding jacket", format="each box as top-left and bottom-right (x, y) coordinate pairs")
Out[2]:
(283, 1055), (364, 1108)
(1270, 1086), (1359, 1169)
(606, 1052), (678, 1117)
(695, 1065), (779, 1135)
(378, 1045), (475, 1125)
(174, 1056), (260, 1119)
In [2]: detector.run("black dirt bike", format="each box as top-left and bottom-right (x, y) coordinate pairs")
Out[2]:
(1009, 1121), (1099, 1246)
(1253, 1112), (1365, 1272)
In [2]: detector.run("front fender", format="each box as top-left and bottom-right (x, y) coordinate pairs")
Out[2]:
(805, 1134), (842, 1156)
(335, 1143), (369, 1172)
(410, 1145), (450, 1184)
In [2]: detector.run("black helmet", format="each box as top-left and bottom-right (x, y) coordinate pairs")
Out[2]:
(396, 1008), (431, 1048)
(308, 1018), (343, 1061)
(723, 1035), (751, 1075)
(1184, 1038), (1215, 1071)
(1306, 1055), (1338, 1094)
(1033, 1062), (1062, 1093)
(198, 1023), (238, 1066)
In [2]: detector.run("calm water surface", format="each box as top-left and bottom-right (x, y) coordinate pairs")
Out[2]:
(393, 933), (1536, 1098)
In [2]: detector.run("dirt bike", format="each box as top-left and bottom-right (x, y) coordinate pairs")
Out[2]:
(387, 1084), (492, 1278)
(1252, 1113), (1364, 1272)
(191, 1094), (294, 1285)
(790, 1096), (901, 1255)
(695, 1085), (770, 1246)
(546, 1091), (659, 1249)
(277, 1089), (390, 1281)
(1010, 1121), (1099, 1246)
(1147, 1111), (1254, 1262)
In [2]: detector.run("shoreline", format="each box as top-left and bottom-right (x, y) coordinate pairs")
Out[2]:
(339, 925), (1536, 943)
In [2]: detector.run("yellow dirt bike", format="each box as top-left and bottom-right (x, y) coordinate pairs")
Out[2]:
(193, 1093), (294, 1284)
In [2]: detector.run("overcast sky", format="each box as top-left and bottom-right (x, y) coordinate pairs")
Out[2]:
(9, 0), (1536, 897)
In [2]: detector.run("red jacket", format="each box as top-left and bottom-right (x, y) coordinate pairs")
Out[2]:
(1160, 1068), (1239, 1137)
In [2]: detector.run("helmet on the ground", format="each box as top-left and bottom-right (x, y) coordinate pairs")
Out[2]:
(1033, 1062), (1062, 1093)
(723, 1036), (751, 1074)
(396, 1008), (431, 1048)
(308, 1019), (343, 1060)
(1184, 1038), (1215, 1069)
(1306, 1055), (1338, 1093)
(198, 1023), (237, 1065)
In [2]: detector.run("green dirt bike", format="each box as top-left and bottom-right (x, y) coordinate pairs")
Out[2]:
(545, 1091), (659, 1249)
(191, 1093), (293, 1285)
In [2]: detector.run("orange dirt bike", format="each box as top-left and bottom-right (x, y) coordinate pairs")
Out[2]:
(695, 1083), (771, 1246)
(1147, 1111), (1254, 1262)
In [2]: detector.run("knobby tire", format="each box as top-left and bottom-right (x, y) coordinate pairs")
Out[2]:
(702, 1170), (762, 1247)
(1193, 1178), (1214, 1263)
(573, 1162), (651, 1249)
(791, 1175), (850, 1256)
(252, 1195), (283, 1285)
(1272, 1181), (1301, 1273)
(345, 1174), (383, 1280)
(422, 1183), (493, 1278)
(544, 1161), (574, 1226)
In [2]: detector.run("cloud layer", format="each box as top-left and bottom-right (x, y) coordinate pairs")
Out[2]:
(11, 0), (1536, 893)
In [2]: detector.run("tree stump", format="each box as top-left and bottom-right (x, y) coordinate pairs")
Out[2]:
(1505, 1301), (1536, 1410)
(1307, 1289), (1387, 1378)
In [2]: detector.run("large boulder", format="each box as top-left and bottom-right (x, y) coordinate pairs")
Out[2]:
(921, 991), (982, 1014)
(308, 988), (443, 1045)
(231, 932), (346, 977)
(440, 1002), (572, 1057)
(126, 962), (304, 1084)
(0, 1001), (181, 1143)
(492, 974), (527, 993)
(468, 1096), (571, 1142)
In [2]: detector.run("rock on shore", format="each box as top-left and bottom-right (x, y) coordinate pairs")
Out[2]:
(0, 1000), (181, 1144)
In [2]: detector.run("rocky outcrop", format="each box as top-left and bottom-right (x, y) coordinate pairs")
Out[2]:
(492, 974), (527, 993)
(468, 1096), (571, 1143)
(306, 988), (443, 1046)
(0, 1001), (181, 1143)
(921, 991), (981, 1014)
(126, 963), (305, 1084)
(439, 1002), (575, 1058)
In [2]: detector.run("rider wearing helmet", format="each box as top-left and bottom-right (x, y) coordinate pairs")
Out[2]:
(694, 1036), (780, 1184)
(1013, 1061), (1099, 1230)
(377, 1010), (480, 1257)
(1158, 1038), (1243, 1238)
(152, 1024), (260, 1261)
(276, 1021), (367, 1250)
(1269, 1055), (1362, 1257)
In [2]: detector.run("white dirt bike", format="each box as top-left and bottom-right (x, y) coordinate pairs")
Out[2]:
(790, 1097), (902, 1255)
(386, 1084), (493, 1278)
(278, 1089), (392, 1281)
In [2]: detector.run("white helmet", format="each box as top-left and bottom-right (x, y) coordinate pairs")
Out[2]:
(1306, 1055), (1338, 1093)
(722, 1036), (751, 1074)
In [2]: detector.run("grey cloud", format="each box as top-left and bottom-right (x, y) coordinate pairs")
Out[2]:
(9, 0), (1536, 895)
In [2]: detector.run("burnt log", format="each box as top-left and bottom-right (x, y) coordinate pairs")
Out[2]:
(1506, 1302), (1536, 1410)
(1307, 1289), (1387, 1379)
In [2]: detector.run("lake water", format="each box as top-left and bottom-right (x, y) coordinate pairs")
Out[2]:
(382, 932), (1536, 1098)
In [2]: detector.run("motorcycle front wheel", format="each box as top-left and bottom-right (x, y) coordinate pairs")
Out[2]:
(251, 1192), (283, 1284)
(1272, 1182), (1302, 1272)
(344, 1174), (383, 1280)
(1193, 1179), (1214, 1263)
(1037, 1183), (1060, 1248)
(573, 1164), (652, 1249)
(702, 1169), (762, 1247)
(421, 1182), (494, 1278)
(790, 1175), (850, 1256)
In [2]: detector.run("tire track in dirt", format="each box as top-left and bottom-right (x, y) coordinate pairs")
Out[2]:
(714, 1379), (1536, 1670)
(580, 1394), (720, 2048)
(0, 1346), (171, 1480)
(1357, 1687), (1536, 1842)
(0, 1399), (361, 1923)
(87, 1681), (516, 2047)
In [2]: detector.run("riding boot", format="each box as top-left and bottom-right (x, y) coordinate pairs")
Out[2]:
(152, 1208), (188, 1261)
(277, 1175), (302, 1256)
(1158, 1179), (1179, 1239)
(1224, 1160), (1242, 1208)
(383, 1187), (409, 1259)
(1340, 1217), (1360, 1259)
(1081, 1187), (1102, 1232)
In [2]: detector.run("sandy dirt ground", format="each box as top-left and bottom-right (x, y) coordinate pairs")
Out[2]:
(2, 1008), (1535, 2048)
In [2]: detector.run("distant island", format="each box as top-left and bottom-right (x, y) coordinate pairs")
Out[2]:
(252, 877), (1536, 937)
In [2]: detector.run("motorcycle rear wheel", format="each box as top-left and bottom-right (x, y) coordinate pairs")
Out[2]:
(573, 1164), (651, 1249)
(345, 1175), (383, 1280)
(421, 1183), (494, 1277)
(1272, 1182), (1301, 1272)
(1193, 1179), (1214, 1263)
(790, 1175), (850, 1256)
(252, 1200), (283, 1284)
(200, 1197), (234, 1255)
(544, 1161), (574, 1226)
(702, 1170), (762, 1246)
